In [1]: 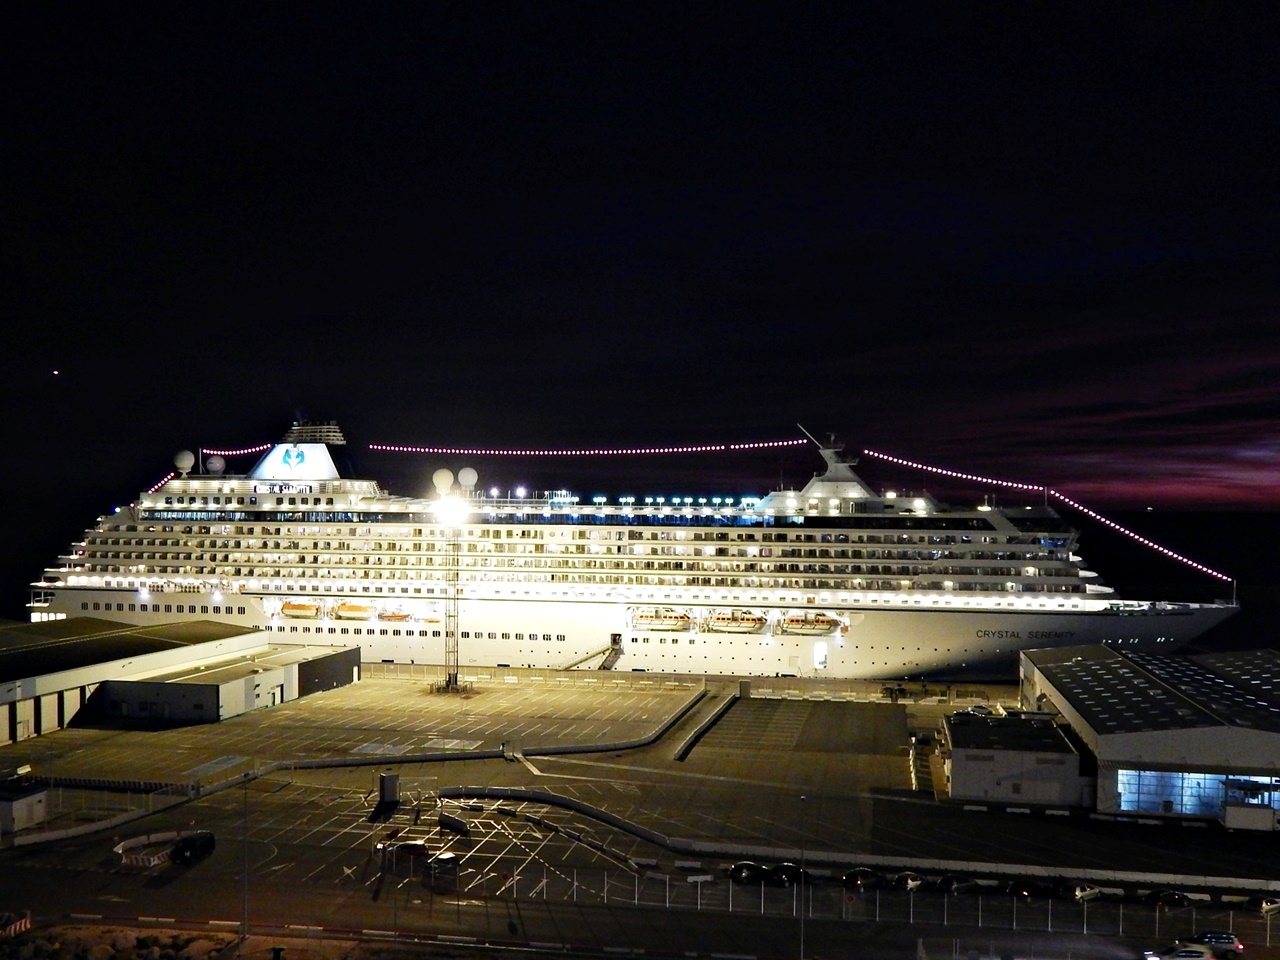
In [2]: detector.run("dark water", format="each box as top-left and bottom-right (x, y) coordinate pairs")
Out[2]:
(1059, 509), (1278, 654)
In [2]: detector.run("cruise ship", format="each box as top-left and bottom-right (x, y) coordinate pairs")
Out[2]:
(28, 422), (1238, 680)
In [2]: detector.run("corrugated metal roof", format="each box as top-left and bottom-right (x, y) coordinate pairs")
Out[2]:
(1027, 646), (1280, 736)
(0, 618), (253, 684)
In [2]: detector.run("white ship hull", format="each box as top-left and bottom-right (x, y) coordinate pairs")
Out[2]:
(29, 420), (1238, 681)
(33, 583), (1236, 680)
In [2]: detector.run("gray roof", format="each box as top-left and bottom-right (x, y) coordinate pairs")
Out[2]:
(1025, 646), (1280, 736)
(944, 713), (1075, 753)
(134, 643), (354, 685)
(0, 618), (254, 684)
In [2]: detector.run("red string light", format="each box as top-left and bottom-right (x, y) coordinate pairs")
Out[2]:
(1048, 490), (1232, 582)
(146, 472), (176, 493)
(863, 449), (1045, 491)
(369, 438), (808, 456)
(202, 443), (273, 457)
(862, 448), (1232, 583)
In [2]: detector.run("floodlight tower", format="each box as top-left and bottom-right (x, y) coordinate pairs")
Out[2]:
(431, 467), (477, 691)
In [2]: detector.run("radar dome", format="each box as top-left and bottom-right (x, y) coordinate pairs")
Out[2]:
(458, 467), (478, 489)
(174, 450), (196, 475)
(205, 455), (226, 475)
(432, 468), (454, 494)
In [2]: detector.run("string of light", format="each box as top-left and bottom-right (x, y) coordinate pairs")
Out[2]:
(862, 448), (1232, 582)
(368, 438), (808, 456)
(201, 443), (273, 457)
(146, 472), (175, 494)
(1046, 491), (1232, 582)
(863, 449), (1045, 492)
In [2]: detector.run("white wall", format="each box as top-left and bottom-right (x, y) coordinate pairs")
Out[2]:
(949, 748), (1084, 805)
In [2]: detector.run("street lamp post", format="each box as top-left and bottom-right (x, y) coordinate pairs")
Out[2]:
(799, 794), (806, 960)
(242, 770), (251, 939)
(431, 479), (472, 692)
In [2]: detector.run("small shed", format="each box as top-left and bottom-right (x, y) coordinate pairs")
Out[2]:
(942, 711), (1090, 806)
(0, 778), (48, 835)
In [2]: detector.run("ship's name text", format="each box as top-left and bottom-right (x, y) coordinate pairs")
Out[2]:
(975, 630), (1075, 640)
(254, 483), (314, 495)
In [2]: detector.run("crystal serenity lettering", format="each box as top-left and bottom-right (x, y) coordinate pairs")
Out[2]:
(253, 483), (314, 494)
(975, 630), (1076, 640)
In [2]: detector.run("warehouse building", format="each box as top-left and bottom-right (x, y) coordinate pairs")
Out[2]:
(0, 617), (358, 743)
(1021, 645), (1280, 831)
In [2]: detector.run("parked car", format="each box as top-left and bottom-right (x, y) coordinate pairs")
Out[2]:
(891, 872), (925, 891)
(1143, 945), (1215, 960)
(1061, 881), (1102, 903)
(170, 831), (215, 865)
(1245, 895), (1280, 915)
(728, 861), (770, 885)
(768, 862), (811, 887)
(1185, 931), (1244, 957)
(935, 874), (979, 895)
(1002, 879), (1056, 899)
(839, 867), (883, 891)
(1145, 889), (1190, 908)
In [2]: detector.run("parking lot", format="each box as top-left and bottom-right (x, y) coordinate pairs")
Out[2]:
(4, 671), (1280, 958)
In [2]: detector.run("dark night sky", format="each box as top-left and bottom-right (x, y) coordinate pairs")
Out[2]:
(3, 4), (1279, 618)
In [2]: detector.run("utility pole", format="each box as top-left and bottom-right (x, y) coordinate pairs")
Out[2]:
(241, 771), (250, 939)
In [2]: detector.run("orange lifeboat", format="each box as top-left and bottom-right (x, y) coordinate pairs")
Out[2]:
(703, 609), (768, 633)
(779, 611), (842, 635)
(630, 607), (694, 631)
(280, 601), (321, 619)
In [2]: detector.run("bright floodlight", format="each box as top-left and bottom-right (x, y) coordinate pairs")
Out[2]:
(433, 496), (470, 526)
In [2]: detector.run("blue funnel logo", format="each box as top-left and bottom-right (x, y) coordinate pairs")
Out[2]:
(282, 447), (306, 471)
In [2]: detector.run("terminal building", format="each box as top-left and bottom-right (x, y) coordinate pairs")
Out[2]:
(0, 618), (359, 744)
(1019, 645), (1280, 831)
(941, 709), (1091, 807)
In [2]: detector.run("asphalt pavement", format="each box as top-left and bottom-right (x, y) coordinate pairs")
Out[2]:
(3, 670), (1280, 958)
